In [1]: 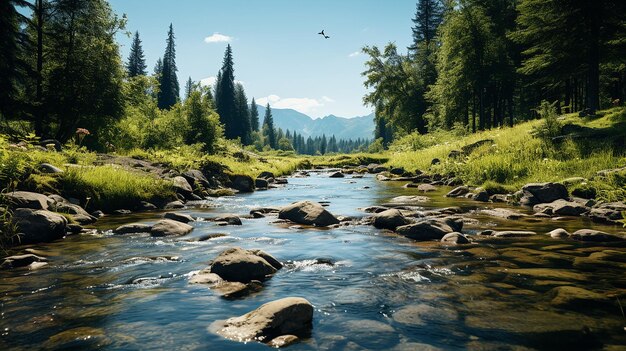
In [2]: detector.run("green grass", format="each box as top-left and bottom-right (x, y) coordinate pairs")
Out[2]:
(380, 107), (626, 201)
(59, 165), (175, 212)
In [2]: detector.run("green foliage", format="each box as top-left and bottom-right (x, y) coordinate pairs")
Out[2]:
(368, 138), (385, 153)
(126, 31), (147, 77)
(185, 90), (223, 153)
(59, 165), (174, 212)
(532, 101), (562, 144)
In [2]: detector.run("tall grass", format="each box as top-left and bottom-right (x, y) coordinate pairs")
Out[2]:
(59, 166), (175, 211)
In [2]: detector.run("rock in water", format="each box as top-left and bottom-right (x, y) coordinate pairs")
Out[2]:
(570, 229), (624, 242)
(396, 220), (453, 241)
(163, 212), (195, 223)
(150, 219), (193, 237)
(11, 208), (67, 244)
(521, 182), (568, 206)
(441, 232), (470, 244)
(278, 201), (339, 227)
(373, 209), (411, 230)
(329, 171), (345, 178)
(210, 247), (282, 283)
(446, 186), (470, 198)
(213, 297), (313, 343)
(230, 175), (255, 193)
(113, 223), (152, 235)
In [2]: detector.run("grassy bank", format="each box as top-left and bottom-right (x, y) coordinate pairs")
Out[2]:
(304, 107), (626, 202)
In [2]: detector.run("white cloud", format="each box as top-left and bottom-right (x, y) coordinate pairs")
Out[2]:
(200, 76), (217, 86)
(199, 76), (244, 87)
(204, 33), (232, 43)
(256, 95), (333, 115)
(348, 51), (361, 57)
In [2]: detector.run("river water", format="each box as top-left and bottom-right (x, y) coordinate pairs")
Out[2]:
(2, 171), (626, 350)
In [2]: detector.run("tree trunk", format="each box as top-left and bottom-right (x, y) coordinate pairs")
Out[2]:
(585, 3), (601, 113)
(34, 0), (44, 137)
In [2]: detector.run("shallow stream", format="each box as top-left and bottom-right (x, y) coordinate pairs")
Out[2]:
(2, 171), (626, 350)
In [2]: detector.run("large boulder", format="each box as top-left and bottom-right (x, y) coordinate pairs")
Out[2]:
(373, 209), (411, 230)
(39, 163), (64, 174)
(396, 220), (454, 241)
(570, 229), (624, 242)
(367, 164), (387, 174)
(441, 232), (470, 245)
(4, 191), (52, 210)
(214, 297), (313, 343)
(533, 199), (588, 216)
(255, 178), (269, 189)
(520, 182), (568, 206)
(278, 201), (339, 227)
(11, 208), (67, 244)
(230, 175), (255, 193)
(210, 247), (282, 283)
(150, 219), (193, 237)
(258, 171), (275, 180)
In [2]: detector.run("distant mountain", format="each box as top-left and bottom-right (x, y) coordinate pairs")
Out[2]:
(255, 106), (375, 140)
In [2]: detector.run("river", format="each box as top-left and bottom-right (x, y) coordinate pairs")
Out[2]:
(1, 170), (626, 350)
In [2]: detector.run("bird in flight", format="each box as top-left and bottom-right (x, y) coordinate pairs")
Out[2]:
(318, 29), (330, 39)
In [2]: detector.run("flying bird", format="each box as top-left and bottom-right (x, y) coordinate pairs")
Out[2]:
(318, 29), (330, 39)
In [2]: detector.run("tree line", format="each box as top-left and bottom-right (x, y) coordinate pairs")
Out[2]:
(1, 0), (366, 156)
(363, 0), (626, 146)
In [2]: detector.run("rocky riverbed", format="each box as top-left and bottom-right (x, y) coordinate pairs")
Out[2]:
(1, 168), (626, 350)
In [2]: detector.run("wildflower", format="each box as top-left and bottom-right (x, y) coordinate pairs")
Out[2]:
(75, 128), (90, 145)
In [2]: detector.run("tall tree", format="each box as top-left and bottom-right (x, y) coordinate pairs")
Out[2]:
(234, 82), (251, 144)
(249, 97), (260, 131)
(126, 31), (147, 77)
(44, 0), (126, 142)
(262, 103), (276, 149)
(157, 24), (179, 110)
(409, 0), (444, 55)
(215, 44), (237, 139)
(0, 0), (29, 123)
(184, 76), (193, 100)
(153, 57), (163, 76)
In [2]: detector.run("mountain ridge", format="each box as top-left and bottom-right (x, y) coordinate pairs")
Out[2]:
(255, 106), (375, 140)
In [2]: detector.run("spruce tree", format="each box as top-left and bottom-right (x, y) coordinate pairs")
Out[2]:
(262, 103), (277, 149)
(184, 77), (193, 100)
(153, 58), (163, 76)
(126, 31), (147, 77)
(249, 97), (260, 131)
(157, 24), (179, 110)
(215, 44), (237, 139)
(234, 83), (251, 144)
(409, 0), (444, 54)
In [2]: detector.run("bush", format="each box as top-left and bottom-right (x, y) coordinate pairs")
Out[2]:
(532, 100), (562, 144)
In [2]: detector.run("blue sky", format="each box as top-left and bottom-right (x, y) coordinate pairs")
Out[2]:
(109, 0), (416, 118)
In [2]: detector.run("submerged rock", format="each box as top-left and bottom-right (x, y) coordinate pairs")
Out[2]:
(492, 230), (537, 238)
(549, 286), (609, 308)
(386, 195), (430, 205)
(480, 208), (527, 220)
(373, 209), (411, 231)
(278, 201), (339, 227)
(213, 297), (313, 343)
(150, 219), (193, 237)
(570, 229), (624, 242)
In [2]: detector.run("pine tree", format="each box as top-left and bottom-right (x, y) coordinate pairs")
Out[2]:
(184, 77), (193, 100)
(215, 44), (237, 139)
(126, 31), (147, 77)
(157, 24), (179, 110)
(153, 58), (163, 76)
(249, 98), (260, 131)
(0, 0), (28, 122)
(234, 82), (251, 144)
(409, 0), (444, 55)
(262, 103), (277, 149)
(320, 134), (327, 154)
